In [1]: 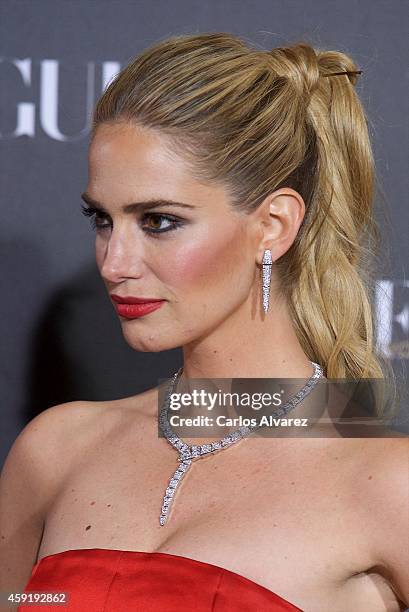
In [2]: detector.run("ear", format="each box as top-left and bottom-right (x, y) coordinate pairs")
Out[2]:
(252, 188), (306, 265)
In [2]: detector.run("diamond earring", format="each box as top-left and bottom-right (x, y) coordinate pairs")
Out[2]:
(262, 249), (273, 313)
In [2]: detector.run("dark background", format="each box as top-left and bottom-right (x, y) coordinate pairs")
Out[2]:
(1, 0), (408, 468)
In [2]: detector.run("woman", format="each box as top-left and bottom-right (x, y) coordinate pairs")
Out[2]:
(1, 32), (408, 612)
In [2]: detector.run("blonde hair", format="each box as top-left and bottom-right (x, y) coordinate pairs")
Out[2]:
(91, 32), (399, 418)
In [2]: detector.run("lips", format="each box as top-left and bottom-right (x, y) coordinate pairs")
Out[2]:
(110, 294), (165, 319)
(110, 294), (164, 304)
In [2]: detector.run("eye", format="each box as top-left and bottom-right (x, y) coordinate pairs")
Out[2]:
(80, 205), (111, 231)
(80, 205), (184, 235)
(141, 212), (184, 234)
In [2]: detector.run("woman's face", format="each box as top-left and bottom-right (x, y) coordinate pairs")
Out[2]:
(83, 122), (261, 352)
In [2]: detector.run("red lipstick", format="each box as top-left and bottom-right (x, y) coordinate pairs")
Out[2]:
(110, 294), (165, 319)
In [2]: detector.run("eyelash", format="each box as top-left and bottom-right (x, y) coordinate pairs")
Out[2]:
(80, 205), (184, 236)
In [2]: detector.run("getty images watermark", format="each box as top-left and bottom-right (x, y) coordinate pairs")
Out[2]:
(157, 376), (407, 438)
(166, 386), (308, 429)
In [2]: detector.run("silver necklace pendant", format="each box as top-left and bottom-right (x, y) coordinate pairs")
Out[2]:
(157, 361), (323, 526)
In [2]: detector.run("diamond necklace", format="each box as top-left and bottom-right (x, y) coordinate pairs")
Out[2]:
(158, 361), (323, 526)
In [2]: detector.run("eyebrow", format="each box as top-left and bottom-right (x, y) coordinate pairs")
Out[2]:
(80, 192), (196, 213)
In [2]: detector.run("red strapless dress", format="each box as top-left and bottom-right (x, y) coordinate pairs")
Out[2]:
(18, 548), (303, 611)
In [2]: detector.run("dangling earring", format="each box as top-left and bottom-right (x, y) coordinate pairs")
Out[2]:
(262, 249), (273, 313)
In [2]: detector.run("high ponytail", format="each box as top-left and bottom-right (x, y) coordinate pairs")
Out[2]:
(269, 44), (382, 376)
(91, 32), (397, 417)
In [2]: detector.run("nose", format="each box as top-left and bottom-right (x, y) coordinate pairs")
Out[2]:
(99, 229), (144, 284)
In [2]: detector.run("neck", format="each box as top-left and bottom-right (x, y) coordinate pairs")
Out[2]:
(159, 296), (328, 445)
(181, 295), (313, 380)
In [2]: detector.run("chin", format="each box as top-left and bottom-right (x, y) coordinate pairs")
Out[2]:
(121, 328), (179, 353)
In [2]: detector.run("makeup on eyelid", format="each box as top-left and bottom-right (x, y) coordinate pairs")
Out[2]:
(80, 204), (185, 234)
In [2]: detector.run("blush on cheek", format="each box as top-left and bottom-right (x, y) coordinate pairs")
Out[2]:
(163, 233), (237, 286)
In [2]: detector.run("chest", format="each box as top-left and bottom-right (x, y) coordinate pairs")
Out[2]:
(38, 419), (395, 611)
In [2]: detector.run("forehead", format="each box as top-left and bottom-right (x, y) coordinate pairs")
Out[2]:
(89, 122), (186, 179)
(87, 122), (228, 207)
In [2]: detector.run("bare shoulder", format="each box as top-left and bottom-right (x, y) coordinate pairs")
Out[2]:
(364, 436), (409, 531)
(17, 385), (159, 460)
(341, 436), (409, 508)
(12, 400), (113, 468)
(346, 437), (409, 607)
(0, 399), (115, 530)
(0, 400), (100, 592)
(0, 391), (156, 592)
(1, 401), (104, 498)
(1, 387), (158, 516)
(373, 437), (409, 607)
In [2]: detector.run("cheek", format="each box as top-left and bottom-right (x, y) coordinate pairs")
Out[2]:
(159, 227), (242, 290)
